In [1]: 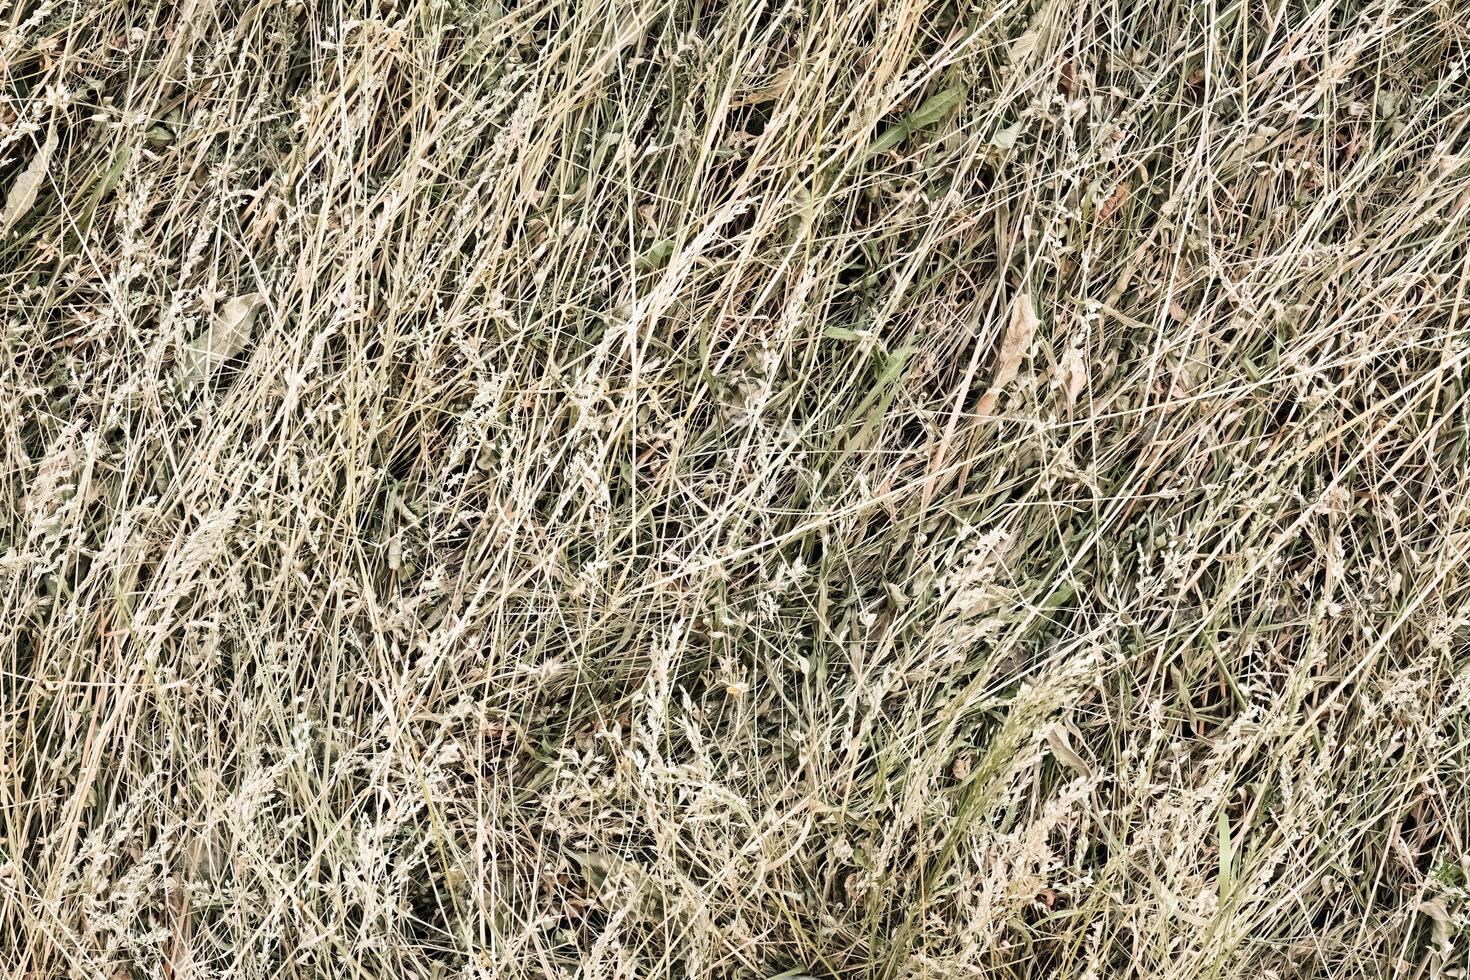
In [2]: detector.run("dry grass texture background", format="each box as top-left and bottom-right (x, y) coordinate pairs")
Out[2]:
(3, 0), (1470, 978)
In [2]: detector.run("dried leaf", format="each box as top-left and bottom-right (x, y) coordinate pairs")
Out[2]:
(975, 293), (1038, 416)
(179, 293), (265, 388)
(995, 291), (1038, 389)
(2, 128), (58, 234)
(1418, 898), (1451, 924)
(1059, 343), (1088, 408)
(1008, 0), (1054, 65)
(637, 202), (658, 232)
(1009, 26), (1042, 64)
(990, 120), (1024, 151)
(1419, 898), (1453, 952)
(730, 64), (799, 108)
(1098, 180), (1131, 221)
(1045, 722), (1094, 778)
(1058, 60), (1078, 97)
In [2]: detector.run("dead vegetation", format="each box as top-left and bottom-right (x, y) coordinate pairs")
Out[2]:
(2, 0), (1470, 977)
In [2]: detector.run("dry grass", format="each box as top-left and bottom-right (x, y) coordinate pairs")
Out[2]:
(3, 0), (1470, 977)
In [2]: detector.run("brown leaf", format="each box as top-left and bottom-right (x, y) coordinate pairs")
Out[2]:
(975, 292), (1039, 416)
(1099, 180), (1131, 221)
(997, 292), (1039, 388)
(1058, 61), (1078, 98)
(637, 202), (658, 232)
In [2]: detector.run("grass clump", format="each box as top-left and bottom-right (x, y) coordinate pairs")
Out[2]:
(3, 0), (1470, 977)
